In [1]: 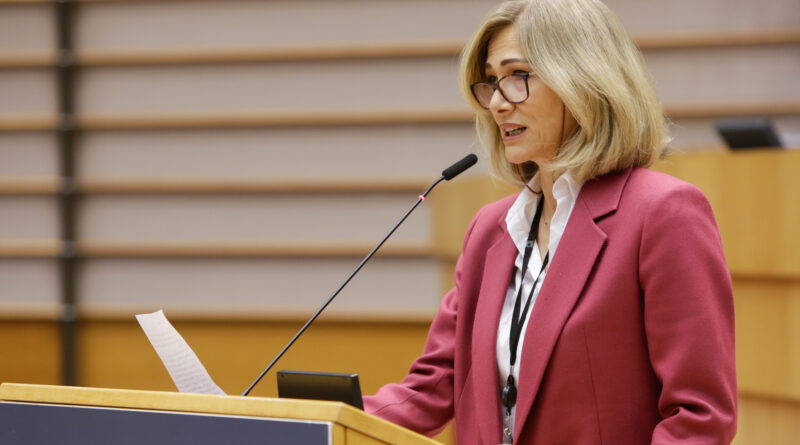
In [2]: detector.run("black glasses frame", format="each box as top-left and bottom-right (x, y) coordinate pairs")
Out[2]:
(470, 72), (535, 110)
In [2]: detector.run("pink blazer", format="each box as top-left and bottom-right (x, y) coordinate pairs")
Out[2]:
(364, 168), (737, 444)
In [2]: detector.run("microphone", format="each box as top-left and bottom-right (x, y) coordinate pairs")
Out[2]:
(442, 153), (477, 180)
(241, 154), (478, 396)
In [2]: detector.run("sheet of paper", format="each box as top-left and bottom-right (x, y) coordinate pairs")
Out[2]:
(136, 309), (225, 395)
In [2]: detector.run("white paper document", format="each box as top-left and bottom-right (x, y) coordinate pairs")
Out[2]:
(136, 309), (225, 395)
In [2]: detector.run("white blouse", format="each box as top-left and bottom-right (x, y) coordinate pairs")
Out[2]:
(496, 171), (583, 433)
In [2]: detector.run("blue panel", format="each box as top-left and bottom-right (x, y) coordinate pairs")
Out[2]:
(0, 402), (330, 445)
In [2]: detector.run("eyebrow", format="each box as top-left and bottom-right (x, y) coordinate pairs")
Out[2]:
(485, 58), (529, 68)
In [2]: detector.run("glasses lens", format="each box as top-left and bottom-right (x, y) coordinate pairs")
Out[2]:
(471, 83), (494, 108)
(499, 75), (529, 103)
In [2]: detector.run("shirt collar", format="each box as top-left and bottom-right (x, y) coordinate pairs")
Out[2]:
(505, 170), (582, 253)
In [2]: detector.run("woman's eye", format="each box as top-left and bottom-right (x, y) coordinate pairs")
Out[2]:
(486, 76), (498, 83)
(513, 70), (529, 75)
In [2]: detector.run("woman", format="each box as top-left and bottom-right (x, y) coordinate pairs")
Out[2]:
(364, 0), (737, 444)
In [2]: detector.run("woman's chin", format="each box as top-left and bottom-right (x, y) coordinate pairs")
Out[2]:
(504, 141), (556, 165)
(504, 146), (532, 165)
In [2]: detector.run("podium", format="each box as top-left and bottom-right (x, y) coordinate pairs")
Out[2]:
(0, 383), (439, 444)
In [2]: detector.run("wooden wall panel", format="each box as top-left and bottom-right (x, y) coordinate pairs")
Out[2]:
(431, 176), (516, 260)
(666, 116), (800, 149)
(77, 317), (431, 397)
(77, 317), (455, 443)
(0, 320), (60, 385)
(734, 395), (800, 445)
(656, 150), (800, 277)
(735, 279), (800, 400)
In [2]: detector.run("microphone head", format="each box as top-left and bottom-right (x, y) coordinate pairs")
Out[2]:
(442, 154), (478, 180)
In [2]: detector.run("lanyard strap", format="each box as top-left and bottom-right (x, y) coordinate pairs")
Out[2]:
(501, 197), (550, 425)
(509, 197), (549, 367)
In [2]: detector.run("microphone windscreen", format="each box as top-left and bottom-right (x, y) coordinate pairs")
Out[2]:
(442, 154), (478, 180)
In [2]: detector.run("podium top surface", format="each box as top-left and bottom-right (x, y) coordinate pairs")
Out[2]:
(0, 383), (439, 445)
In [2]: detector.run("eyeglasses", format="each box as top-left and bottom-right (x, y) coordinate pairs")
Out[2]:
(470, 72), (534, 109)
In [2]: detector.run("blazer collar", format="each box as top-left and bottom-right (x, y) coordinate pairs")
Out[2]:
(493, 167), (628, 233)
(511, 168), (632, 442)
(575, 168), (631, 221)
(471, 227), (517, 445)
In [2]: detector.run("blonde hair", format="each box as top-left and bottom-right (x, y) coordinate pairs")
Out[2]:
(460, 0), (669, 186)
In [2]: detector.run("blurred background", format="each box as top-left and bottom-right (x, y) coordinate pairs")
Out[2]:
(0, 0), (798, 443)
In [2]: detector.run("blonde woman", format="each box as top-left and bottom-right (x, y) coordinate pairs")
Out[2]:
(364, 1), (737, 444)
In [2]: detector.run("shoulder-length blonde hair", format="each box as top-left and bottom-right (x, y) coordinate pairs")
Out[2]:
(460, 0), (669, 186)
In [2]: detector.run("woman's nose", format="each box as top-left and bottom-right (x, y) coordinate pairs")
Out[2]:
(489, 89), (512, 114)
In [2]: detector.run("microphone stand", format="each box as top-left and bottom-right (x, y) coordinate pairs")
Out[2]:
(241, 177), (445, 396)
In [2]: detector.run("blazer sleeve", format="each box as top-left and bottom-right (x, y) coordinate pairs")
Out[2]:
(362, 207), (482, 437)
(639, 183), (737, 444)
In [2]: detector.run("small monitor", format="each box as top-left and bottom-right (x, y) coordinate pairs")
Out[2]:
(715, 117), (783, 150)
(277, 370), (364, 410)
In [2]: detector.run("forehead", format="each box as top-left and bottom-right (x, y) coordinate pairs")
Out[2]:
(485, 25), (525, 67)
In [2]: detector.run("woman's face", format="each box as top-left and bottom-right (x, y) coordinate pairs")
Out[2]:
(484, 25), (576, 166)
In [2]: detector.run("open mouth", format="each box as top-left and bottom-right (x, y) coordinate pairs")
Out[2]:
(505, 126), (527, 137)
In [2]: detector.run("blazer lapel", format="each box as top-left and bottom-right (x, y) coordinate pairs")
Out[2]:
(472, 224), (517, 445)
(513, 169), (632, 441)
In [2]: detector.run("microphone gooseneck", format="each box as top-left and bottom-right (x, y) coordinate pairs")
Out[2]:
(241, 154), (478, 396)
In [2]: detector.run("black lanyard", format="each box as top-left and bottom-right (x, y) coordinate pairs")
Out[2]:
(501, 197), (550, 417)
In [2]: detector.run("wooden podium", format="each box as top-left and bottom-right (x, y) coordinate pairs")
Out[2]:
(0, 383), (439, 444)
